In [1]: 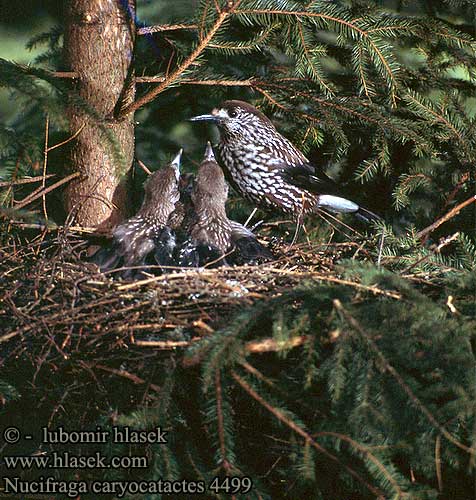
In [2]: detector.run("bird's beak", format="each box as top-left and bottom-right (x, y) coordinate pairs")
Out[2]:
(204, 142), (216, 161)
(189, 114), (220, 123)
(171, 149), (182, 181)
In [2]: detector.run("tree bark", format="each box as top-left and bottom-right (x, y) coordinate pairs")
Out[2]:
(64, 0), (135, 230)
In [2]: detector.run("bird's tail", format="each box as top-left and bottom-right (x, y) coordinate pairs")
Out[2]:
(315, 194), (381, 224)
(354, 206), (381, 224)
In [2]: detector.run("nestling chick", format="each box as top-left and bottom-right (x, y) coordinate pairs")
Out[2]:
(92, 150), (182, 278)
(177, 143), (273, 267)
(176, 143), (232, 267)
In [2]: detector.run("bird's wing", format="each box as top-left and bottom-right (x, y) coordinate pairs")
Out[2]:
(280, 162), (343, 196)
(176, 239), (226, 268)
(90, 244), (123, 271)
(228, 220), (274, 265)
(281, 162), (381, 222)
(230, 237), (274, 265)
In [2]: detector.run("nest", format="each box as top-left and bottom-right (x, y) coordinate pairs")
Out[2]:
(0, 226), (382, 417)
(0, 226), (375, 347)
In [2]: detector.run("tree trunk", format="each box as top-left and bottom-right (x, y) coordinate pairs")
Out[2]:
(64, 0), (135, 230)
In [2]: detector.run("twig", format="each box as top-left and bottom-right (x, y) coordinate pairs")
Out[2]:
(238, 360), (323, 417)
(333, 299), (475, 456)
(135, 76), (254, 85)
(402, 232), (460, 274)
(215, 369), (232, 472)
(245, 335), (308, 353)
(313, 431), (403, 496)
(244, 207), (258, 227)
(50, 71), (78, 79)
(259, 267), (402, 299)
(435, 434), (443, 492)
(137, 23), (198, 35)
(193, 319), (215, 334)
(118, 1), (243, 117)
(136, 158), (152, 175)
(86, 363), (161, 393)
(440, 172), (470, 214)
(47, 123), (86, 152)
(12, 172), (81, 211)
(0, 175), (55, 188)
(132, 339), (195, 349)
(42, 115), (49, 221)
(231, 371), (384, 498)
(416, 195), (476, 239)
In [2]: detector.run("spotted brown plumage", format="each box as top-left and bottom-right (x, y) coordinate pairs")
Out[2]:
(92, 150), (182, 277)
(190, 100), (379, 223)
(177, 143), (273, 267)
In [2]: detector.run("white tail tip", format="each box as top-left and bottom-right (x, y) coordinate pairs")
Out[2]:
(318, 194), (359, 213)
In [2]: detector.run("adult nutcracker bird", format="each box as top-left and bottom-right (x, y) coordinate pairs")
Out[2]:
(92, 150), (182, 278)
(177, 143), (273, 267)
(190, 100), (379, 228)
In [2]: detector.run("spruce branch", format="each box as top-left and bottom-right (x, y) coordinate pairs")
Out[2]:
(117, 0), (244, 118)
(333, 299), (476, 457)
(231, 371), (385, 498)
(313, 431), (404, 496)
(404, 91), (467, 149)
(295, 22), (334, 96)
(137, 23), (198, 35)
(215, 369), (232, 472)
(416, 195), (476, 239)
(236, 7), (399, 103)
(435, 434), (443, 492)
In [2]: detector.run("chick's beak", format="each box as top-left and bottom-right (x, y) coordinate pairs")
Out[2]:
(203, 142), (216, 161)
(171, 149), (182, 181)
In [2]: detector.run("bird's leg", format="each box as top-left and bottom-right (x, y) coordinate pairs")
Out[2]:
(376, 227), (385, 267)
(288, 214), (303, 249)
(302, 223), (312, 246)
(287, 195), (307, 249)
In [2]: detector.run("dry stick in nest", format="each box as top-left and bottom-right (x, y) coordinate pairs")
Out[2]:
(115, 267), (402, 299)
(333, 298), (475, 457)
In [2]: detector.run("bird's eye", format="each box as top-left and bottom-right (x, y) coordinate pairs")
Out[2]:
(228, 109), (238, 118)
